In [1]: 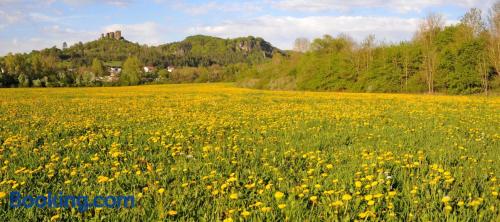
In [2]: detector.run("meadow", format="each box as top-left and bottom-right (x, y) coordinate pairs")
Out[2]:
(0, 83), (498, 221)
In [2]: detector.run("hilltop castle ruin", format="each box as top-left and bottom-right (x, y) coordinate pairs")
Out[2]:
(100, 31), (123, 40)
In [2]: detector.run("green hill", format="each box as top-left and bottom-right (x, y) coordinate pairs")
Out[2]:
(58, 35), (281, 68)
(158, 35), (279, 66)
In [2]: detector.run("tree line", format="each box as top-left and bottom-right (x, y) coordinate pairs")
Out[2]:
(1, 3), (499, 95)
(0, 35), (277, 87)
(237, 4), (500, 95)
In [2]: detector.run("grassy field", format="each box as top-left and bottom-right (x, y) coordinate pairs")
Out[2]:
(0, 83), (498, 221)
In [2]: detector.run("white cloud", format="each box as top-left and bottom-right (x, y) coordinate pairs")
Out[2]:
(61, 0), (131, 7)
(157, 0), (263, 15)
(269, 0), (495, 13)
(189, 15), (427, 49)
(0, 25), (97, 55)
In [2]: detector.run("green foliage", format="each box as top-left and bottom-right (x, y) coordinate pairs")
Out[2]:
(0, 35), (279, 88)
(91, 58), (105, 76)
(157, 69), (169, 80)
(237, 21), (499, 94)
(121, 56), (142, 86)
(18, 73), (29, 87)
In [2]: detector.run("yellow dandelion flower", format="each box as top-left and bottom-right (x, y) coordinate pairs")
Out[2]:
(441, 196), (451, 203)
(274, 191), (284, 200)
(229, 193), (238, 200)
(241, 210), (251, 217)
(342, 194), (352, 201)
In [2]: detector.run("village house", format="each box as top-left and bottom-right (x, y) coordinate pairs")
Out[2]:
(143, 66), (155, 73)
(167, 66), (175, 73)
(109, 67), (121, 74)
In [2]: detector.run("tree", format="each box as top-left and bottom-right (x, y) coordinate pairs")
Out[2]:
(82, 71), (96, 86)
(461, 8), (486, 37)
(157, 69), (169, 80)
(293, 38), (311, 52)
(488, 1), (500, 78)
(361, 34), (376, 70)
(63, 42), (68, 50)
(417, 13), (445, 93)
(91, 58), (105, 76)
(120, 56), (142, 86)
(18, 74), (30, 87)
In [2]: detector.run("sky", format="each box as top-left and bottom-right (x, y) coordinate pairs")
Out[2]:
(0, 0), (495, 55)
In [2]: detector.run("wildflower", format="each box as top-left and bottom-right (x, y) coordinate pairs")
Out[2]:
(364, 194), (373, 201)
(274, 191), (284, 200)
(261, 207), (272, 212)
(388, 191), (397, 197)
(332, 200), (343, 207)
(355, 181), (362, 188)
(229, 193), (238, 200)
(441, 196), (451, 203)
(278, 204), (287, 209)
(342, 194), (352, 201)
(50, 214), (61, 221)
(97, 176), (109, 183)
(167, 210), (177, 216)
(309, 196), (318, 202)
(241, 210), (251, 217)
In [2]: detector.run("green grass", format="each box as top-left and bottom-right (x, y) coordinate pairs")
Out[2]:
(0, 83), (498, 221)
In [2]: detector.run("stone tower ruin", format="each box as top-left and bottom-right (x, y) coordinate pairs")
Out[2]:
(100, 30), (123, 40)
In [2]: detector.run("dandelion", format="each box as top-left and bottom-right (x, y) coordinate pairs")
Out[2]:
(342, 194), (352, 201)
(261, 207), (272, 213)
(241, 210), (251, 217)
(50, 214), (60, 221)
(441, 196), (451, 204)
(229, 193), (238, 200)
(355, 181), (362, 188)
(388, 191), (397, 197)
(274, 191), (284, 200)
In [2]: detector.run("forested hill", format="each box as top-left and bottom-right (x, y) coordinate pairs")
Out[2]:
(61, 35), (280, 67)
(158, 35), (280, 66)
(0, 34), (282, 87)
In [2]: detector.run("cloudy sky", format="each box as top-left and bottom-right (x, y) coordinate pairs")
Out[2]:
(0, 0), (495, 55)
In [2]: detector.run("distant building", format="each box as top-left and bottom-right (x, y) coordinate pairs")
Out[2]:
(109, 67), (122, 74)
(167, 66), (175, 73)
(143, 66), (155, 73)
(101, 30), (123, 40)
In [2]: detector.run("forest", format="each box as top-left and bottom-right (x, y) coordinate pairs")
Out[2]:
(237, 6), (500, 95)
(0, 35), (278, 87)
(0, 3), (499, 94)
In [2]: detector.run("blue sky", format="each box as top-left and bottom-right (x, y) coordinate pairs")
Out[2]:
(0, 0), (495, 55)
